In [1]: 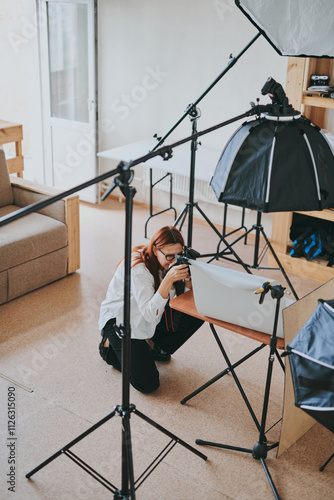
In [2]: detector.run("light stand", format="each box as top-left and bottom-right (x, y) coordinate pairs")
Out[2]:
(320, 453), (334, 471)
(210, 211), (299, 300)
(208, 78), (306, 301)
(151, 33), (261, 249)
(196, 282), (286, 500)
(0, 101), (296, 498)
(20, 162), (207, 499)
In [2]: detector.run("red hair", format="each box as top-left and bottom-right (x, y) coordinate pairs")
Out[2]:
(131, 226), (184, 290)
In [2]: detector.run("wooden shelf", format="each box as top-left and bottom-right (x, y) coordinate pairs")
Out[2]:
(269, 57), (334, 283)
(294, 209), (334, 223)
(268, 250), (333, 283)
(302, 94), (334, 109)
(0, 119), (24, 178)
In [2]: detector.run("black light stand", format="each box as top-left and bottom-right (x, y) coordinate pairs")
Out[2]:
(207, 79), (301, 301)
(18, 162), (207, 499)
(151, 33), (261, 249)
(320, 453), (334, 471)
(196, 282), (286, 500)
(0, 104), (290, 499)
(210, 211), (299, 300)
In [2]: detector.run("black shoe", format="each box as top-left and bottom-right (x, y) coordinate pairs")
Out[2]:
(99, 334), (109, 361)
(152, 345), (171, 362)
(99, 336), (121, 371)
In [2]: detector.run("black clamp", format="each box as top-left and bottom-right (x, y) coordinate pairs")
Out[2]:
(255, 281), (286, 304)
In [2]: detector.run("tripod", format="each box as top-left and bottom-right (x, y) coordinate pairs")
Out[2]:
(172, 108), (247, 252)
(208, 211), (299, 301)
(195, 283), (286, 500)
(0, 102), (289, 499)
(24, 163), (207, 499)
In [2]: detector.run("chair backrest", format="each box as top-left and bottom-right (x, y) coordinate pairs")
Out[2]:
(0, 148), (14, 208)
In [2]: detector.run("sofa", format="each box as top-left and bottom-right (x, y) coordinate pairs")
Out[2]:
(0, 149), (80, 304)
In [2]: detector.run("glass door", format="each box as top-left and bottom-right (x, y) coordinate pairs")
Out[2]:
(39, 0), (98, 202)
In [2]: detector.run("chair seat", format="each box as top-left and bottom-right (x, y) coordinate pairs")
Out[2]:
(0, 205), (67, 272)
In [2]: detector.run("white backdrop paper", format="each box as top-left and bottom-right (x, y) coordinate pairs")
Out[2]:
(189, 260), (294, 337)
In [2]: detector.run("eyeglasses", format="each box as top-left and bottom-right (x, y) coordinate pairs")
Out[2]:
(158, 249), (184, 262)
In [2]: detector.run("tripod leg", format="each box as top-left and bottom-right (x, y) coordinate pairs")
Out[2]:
(260, 227), (299, 300)
(260, 458), (281, 500)
(196, 439), (252, 454)
(133, 408), (207, 461)
(180, 343), (265, 405)
(174, 204), (189, 231)
(275, 349), (285, 372)
(26, 409), (117, 479)
(195, 203), (252, 274)
(210, 324), (261, 431)
(253, 213), (262, 268)
(241, 207), (248, 244)
(320, 452), (334, 471)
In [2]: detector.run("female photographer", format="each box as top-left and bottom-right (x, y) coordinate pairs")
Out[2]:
(98, 226), (203, 393)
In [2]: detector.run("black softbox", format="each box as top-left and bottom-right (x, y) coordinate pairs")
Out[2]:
(287, 299), (334, 433)
(210, 116), (334, 213)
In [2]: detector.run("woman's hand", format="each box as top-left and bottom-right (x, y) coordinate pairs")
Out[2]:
(165, 264), (189, 283)
(158, 264), (189, 299)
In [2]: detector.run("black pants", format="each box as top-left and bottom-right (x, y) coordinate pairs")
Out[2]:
(101, 310), (203, 394)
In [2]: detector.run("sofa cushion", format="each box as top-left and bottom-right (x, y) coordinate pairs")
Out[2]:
(8, 247), (68, 301)
(0, 270), (7, 304)
(0, 149), (14, 207)
(0, 205), (67, 273)
(13, 185), (66, 224)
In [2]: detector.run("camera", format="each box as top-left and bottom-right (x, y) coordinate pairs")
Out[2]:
(310, 74), (329, 86)
(175, 246), (200, 266)
(162, 246), (200, 278)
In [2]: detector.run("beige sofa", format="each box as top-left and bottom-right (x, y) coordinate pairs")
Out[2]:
(0, 149), (80, 304)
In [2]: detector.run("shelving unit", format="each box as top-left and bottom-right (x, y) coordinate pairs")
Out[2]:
(269, 57), (334, 283)
(0, 119), (24, 178)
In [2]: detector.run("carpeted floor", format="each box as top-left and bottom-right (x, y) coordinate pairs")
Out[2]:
(0, 198), (333, 500)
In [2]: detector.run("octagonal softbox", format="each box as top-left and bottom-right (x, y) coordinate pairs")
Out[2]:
(210, 116), (334, 213)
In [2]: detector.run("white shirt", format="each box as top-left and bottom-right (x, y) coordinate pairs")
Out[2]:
(99, 260), (177, 340)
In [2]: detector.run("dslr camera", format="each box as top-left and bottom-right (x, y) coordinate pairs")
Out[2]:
(162, 246), (200, 278)
(175, 246), (200, 266)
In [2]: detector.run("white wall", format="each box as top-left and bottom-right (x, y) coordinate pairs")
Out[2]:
(97, 0), (288, 233)
(0, 1), (44, 181)
(0, 0), (289, 233)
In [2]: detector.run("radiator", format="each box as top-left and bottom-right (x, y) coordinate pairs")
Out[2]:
(144, 167), (219, 204)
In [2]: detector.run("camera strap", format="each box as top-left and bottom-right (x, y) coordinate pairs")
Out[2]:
(164, 291), (183, 333)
